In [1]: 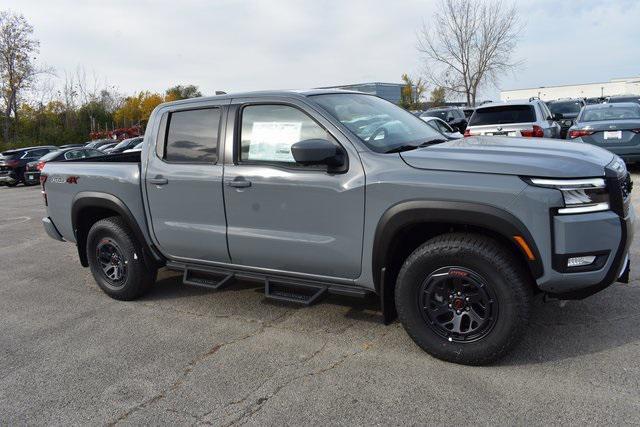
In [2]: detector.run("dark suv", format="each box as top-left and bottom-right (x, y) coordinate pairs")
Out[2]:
(546, 98), (586, 138)
(0, 146), (57, 187)
(420, 107), (468, 133)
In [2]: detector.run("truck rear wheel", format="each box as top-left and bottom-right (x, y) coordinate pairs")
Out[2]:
(86, 217), (156, 300)
(395, 233), (532, 365)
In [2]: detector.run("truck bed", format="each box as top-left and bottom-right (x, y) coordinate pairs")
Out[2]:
(42, 153), (148, 244)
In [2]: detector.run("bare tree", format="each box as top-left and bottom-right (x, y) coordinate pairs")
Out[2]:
(417, 0), (522, 106)
(0, 11), (46, 144)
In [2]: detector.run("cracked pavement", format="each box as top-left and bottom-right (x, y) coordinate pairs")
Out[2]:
(1, 171), (640, 425)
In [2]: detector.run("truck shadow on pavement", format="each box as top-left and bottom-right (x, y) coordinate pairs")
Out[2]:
(141, 269), (640, 366)
(502, 284), (640, 365)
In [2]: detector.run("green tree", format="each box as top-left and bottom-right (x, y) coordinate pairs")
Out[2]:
(430, 87), (446, 107)
(0, 11), (42, 147)
(164, 84), (202, 102)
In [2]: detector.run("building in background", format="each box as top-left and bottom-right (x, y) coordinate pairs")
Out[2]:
(317, 82), (407, 104)
(501, 76), (640, 101)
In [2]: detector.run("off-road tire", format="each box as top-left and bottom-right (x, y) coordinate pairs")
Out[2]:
(87, 216), (156, 300)
(395, 232), (532, 365)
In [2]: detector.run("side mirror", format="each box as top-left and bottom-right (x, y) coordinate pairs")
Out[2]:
(291, 139), (346, 172)
(446, 116), (454, 122)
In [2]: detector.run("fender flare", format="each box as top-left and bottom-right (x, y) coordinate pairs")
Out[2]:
(71, 192), (163, 268)
(372, 200), (543, 294)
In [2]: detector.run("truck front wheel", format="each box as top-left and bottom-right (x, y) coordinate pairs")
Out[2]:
(395, 233), (532, 365)
(86, 216), (156, 300)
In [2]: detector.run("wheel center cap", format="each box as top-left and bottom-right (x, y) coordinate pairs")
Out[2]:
(453, 298), (465, 310)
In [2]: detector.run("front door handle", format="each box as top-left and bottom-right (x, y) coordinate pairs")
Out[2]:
(149, 176), (168, 185)
(228, 177), (252, 188)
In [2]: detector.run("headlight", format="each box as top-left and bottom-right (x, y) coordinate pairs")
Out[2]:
(529, 177), (609, 214)
(608, 156), (626, 177)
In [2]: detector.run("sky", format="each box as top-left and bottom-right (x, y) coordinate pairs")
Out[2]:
(4, 0), (640, 101)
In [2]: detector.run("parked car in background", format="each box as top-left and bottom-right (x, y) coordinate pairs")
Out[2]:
(0, 146), (57, 187)
(420, 106), (467, 133)
(465, 98), (561, 138)
(85, 139), (116, 150)
(605, 95), (640, 106)
(567, 102), (640, 163)
(585, 97), (605, 105)
(99, 142), (118, 152)
(23, 147), (105, 185)
(123, 141), (144, 153)
(420, 116), (463, 139)
(546, 98), (586, 138)
(105, 137), (143, 154)
(60, 143), (85, 149)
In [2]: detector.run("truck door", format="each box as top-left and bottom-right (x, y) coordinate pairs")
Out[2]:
(222, 99), (365, 279)
(145, 101), (231, 263)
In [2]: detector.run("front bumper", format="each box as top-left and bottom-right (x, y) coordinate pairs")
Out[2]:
(537, 169), (634, 298)
(0, 171), (18, 185)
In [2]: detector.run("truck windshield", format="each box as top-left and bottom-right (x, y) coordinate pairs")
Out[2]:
(311, 93), (442, 153)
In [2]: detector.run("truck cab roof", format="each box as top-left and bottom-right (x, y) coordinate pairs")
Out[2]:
(156, 88), (365, 108)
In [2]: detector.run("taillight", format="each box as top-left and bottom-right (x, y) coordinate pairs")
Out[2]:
(36, 161), (46, 171)
(521, 125), (544, 138)
(568, 129), (595, 139)
(40, 174), (48, 206)
(464, 129), (472, 137)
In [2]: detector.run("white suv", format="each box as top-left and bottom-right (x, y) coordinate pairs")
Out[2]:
(465, 98), (561, 139)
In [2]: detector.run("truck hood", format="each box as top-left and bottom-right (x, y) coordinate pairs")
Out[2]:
(400, 136), (614, 178)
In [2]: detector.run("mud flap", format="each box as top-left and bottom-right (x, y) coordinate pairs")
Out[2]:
(617, 258), (630, 284)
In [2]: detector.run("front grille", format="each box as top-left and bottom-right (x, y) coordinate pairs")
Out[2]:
(607, 171), (632, 217)
(620, 173), (632, 216)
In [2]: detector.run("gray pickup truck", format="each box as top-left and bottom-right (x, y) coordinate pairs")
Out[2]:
(41, 90), (634, 365)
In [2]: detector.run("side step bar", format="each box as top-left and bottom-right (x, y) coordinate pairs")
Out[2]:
(264, 277), (327, 306)
(183, 267), (235, 290)
(168, 261), (370, 304)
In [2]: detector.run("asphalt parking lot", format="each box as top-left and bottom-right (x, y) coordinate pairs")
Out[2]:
(1, 177), (640, 425)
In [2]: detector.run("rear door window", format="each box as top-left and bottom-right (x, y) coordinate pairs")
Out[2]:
(164, 108), (220, 163)
(469, 105), (536, 125)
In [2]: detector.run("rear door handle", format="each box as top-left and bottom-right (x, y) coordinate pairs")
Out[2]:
(228, 177), (252, 188)
(149, 176), (168, 185)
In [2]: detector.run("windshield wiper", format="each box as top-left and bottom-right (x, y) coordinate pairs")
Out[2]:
(418, 138), (447, 147)
(385, 138), (448, 154)
(385, 144), (420, 153)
